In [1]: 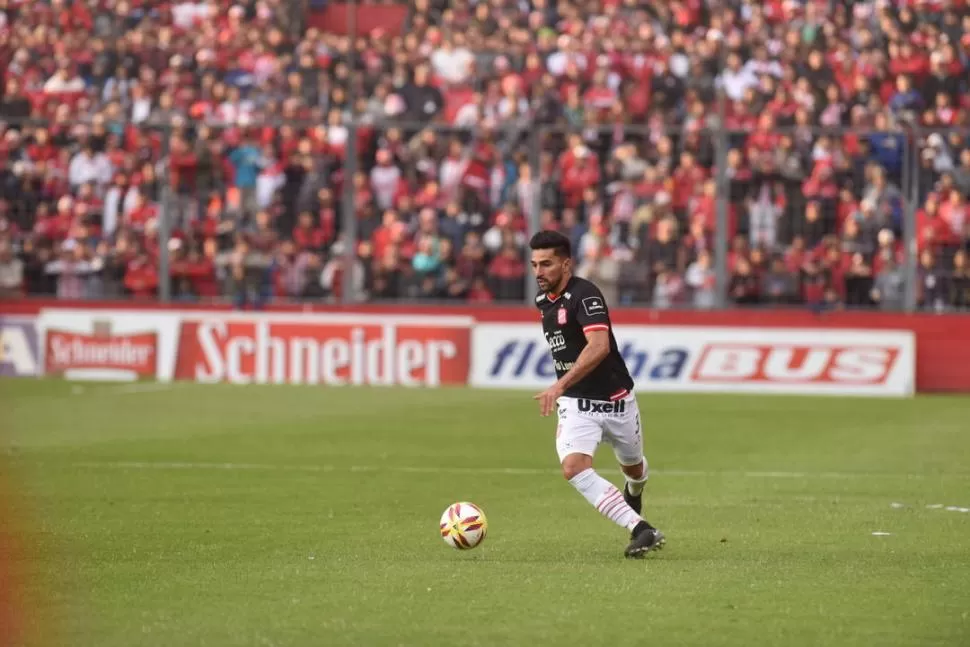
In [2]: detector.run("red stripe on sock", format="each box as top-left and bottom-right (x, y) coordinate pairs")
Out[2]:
(603, 486), (623, 501)
(599, 489), (625, 514)
(596, 491), (621, 512)
(602, 497), (627, 518)
(596, 492), (621, 510)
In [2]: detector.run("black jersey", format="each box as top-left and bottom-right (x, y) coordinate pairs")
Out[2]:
(535, 275), (635, 400)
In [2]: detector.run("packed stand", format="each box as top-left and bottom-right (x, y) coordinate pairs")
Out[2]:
(1, 0), (969, 310)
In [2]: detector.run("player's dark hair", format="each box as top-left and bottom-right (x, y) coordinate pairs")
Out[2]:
(529, 230), (572, 258)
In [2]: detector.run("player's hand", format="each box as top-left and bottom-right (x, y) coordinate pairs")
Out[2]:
(533, 383), (564, 417)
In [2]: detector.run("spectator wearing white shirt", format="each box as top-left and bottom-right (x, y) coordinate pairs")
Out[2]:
(510, 162), (539, 221)
(129, 83), (153, 124)
(102, 181), (123, 238)
(45, 240), (97, 300)
(68, 144), (113, 191)
(0, 238), (23, 297)
(103, 176), (141, 237)
(685, 250), (718, 309)
(439, 139), (469, 202)
(102, 70), (134, 105)
(546, 36), (588, 77)
(495, 89), (530, 125)
(430, 35), (475, 85)
(44, 64), (86, 93)
(717, 53), (758, 101)
(370, 149), (402, 210)
(172, 0), (211, 29)
(256, 147), (285, 209)
(216, 86), (255, 125)
(453, 94), (484, 128)
(743, 46), (783, 80)
(321, 241), (366, 301)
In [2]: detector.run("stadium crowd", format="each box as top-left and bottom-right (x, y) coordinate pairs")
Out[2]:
(1, 0), (969, 310)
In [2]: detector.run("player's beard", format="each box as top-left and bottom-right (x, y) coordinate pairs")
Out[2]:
(538, 271), (567, 295)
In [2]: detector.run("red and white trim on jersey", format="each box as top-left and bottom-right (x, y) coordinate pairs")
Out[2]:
(582, 324), (609, 334)
(609, 388), (630, 401)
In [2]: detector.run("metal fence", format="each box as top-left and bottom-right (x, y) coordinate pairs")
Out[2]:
(2, 115), (969, 312)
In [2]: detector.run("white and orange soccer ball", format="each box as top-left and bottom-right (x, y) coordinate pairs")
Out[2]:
(439, 502), (488, 550)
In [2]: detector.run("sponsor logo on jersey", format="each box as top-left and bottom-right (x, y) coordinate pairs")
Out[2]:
(544, 330), (567, 353)
(577, 398), (626, 414)
(557, 308), (567, 325)
(581, 296), (605, 316)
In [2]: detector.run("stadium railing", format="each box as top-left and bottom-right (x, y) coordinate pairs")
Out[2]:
(2, 115), (968, 312)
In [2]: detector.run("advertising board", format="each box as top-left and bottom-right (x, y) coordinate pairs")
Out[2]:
(36, 310), (183, 381)
(9, 302), (952, 394)
(0, 317), (39, 378)
(35, 309), (473, 386)
(173, 314), (472, 386)
(472, 324), (916, 397)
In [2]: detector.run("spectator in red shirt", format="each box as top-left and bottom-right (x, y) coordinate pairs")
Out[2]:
(467, 276), (494, 303)
(671, 152), (707, 218)
(560, 147), (600, 208)
(124, 250), (158, 299)
(487, 243), (526, 302)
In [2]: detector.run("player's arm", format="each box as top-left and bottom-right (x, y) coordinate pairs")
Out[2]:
(534, 327), (610, 416)
(558, 290), (614, 390)
(554, 328), (610, 392)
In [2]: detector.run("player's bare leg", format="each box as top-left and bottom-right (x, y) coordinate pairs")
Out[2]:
(620, 458), (648, 514)
(617, 457), (665, 557)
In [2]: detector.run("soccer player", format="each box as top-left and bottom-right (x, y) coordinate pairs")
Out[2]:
(529, 230), (665, 558)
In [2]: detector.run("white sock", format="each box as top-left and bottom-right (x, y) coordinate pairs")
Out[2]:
(568, 468), (642, 532)
(624, 457), (649, 496)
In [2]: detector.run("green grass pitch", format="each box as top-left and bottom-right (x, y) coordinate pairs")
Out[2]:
(2, 379), (969, 646)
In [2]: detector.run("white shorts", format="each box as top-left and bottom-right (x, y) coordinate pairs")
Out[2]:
(555, 392), (643, 466)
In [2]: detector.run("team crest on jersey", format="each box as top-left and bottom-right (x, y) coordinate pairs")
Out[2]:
(557, 308), (567, 325)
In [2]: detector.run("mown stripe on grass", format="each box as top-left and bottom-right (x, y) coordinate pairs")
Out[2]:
(67, 461), (970, 481)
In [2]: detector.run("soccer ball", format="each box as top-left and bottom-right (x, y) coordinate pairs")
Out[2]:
(439, 502), (487, 550)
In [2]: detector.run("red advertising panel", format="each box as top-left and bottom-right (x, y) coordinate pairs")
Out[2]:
(173, 317), (471, 387)
(44, 319), (158, 378)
